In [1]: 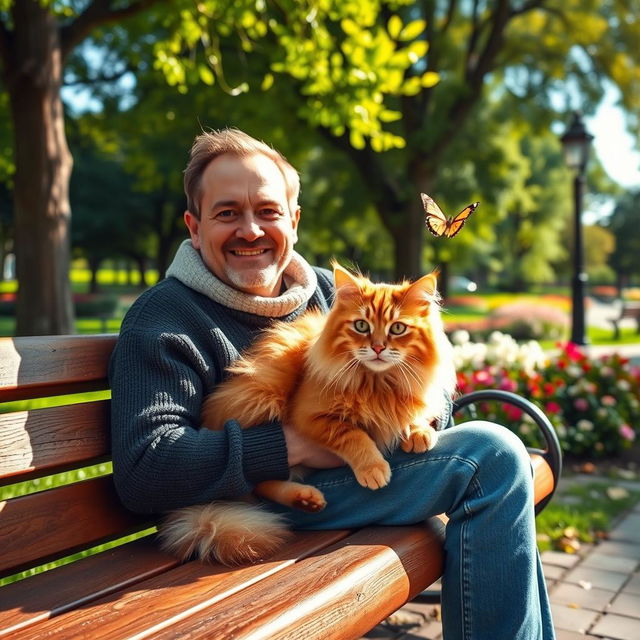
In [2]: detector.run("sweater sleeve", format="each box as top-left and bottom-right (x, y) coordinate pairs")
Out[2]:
(109, 324), (289, 514)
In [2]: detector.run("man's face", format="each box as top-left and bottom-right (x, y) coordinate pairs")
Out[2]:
(184, 153), (300, 298)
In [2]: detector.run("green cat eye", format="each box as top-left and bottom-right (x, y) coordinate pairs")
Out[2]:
(353, 319), (370, 333)
(389, 322), (407, 335)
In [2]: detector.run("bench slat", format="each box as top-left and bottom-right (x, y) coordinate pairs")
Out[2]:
(0, 538), (179, 638)
(0, 335), (117, 402)
(0, 401), (110, 483)
(10, 530), (353, 640)
(531, 454), (554, 505)
(0, 477), (150, 577)
(149, 526), (442, 640)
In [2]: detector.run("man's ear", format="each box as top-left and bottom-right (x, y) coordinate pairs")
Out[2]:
(291, 206), (301, 244)
(184, 210), (201, 249)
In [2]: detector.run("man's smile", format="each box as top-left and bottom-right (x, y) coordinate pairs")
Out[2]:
(230, 248), (269, 257)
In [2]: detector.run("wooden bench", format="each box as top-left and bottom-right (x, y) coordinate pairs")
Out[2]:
(609, 301), (640, 339)
(0, 334), (561, 640)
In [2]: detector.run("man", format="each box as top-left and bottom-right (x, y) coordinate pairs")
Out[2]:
(110, 128), (555, 640)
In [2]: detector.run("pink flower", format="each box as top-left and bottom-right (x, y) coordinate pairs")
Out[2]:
(545, 401), (561, 415)
(499, 378), (518, 392)
(619, 424), (635, 441)
(602, 395), (616, 407)
(564, 342), (585, 362)
(473, 370), (494, 386)
(504, 405), (523, 421)
(574, 398), (589, 411)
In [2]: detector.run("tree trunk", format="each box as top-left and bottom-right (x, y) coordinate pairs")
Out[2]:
(5, 1), (74, 335)
(388, 198), (425, 281)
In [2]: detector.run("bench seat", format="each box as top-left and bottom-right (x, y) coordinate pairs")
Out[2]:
(0, 334), (559, 640)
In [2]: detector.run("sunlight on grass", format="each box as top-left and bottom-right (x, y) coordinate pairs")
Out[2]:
(536, 481), (640, 553)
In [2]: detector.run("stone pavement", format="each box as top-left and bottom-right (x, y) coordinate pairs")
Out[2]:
(359, 482), (640, 640)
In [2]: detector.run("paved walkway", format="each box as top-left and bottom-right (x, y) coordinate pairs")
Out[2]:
(360, 498), (640, 639)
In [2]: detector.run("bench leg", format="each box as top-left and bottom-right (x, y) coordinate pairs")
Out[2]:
(611, 321), (620, 340)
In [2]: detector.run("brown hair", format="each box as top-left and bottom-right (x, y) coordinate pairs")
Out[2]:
(184, 128), (300, 219)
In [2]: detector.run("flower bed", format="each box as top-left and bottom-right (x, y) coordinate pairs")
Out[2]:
(452, 331), (640, 458)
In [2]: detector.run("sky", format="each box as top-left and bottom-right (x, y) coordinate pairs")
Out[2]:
(587, 94), (640, 191)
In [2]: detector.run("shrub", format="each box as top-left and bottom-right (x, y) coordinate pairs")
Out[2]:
(452, 332), (640, 458)
(0, 292), (16, 316)
(487, 302), (569, 341)
(590, 285), (619, 303)
(73, 294), (119, 317)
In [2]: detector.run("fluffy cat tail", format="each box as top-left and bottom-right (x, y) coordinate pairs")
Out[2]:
(159, 502), (292, 566)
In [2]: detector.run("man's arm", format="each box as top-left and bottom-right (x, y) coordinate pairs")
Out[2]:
(109, 327), (290, 513)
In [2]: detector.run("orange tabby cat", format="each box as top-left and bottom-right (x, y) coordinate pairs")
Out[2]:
(159, 264), (456, 566)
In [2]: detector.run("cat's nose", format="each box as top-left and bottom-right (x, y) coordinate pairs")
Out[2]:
(372, 343), (386, 355)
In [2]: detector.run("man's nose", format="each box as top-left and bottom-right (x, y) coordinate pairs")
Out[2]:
(236, 213), (265, 241)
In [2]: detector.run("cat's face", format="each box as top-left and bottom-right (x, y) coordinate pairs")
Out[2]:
(325, 266), (442, 375)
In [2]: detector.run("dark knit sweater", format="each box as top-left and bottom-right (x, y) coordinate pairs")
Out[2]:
(109, 267), (335, 514)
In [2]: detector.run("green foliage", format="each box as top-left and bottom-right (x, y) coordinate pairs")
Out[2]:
(605, 189), (640, 281)
(151, 0), (425, 151)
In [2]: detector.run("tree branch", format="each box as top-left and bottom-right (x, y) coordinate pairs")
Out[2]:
(61, 0), (163, 60)
(64, 63), (135, 87)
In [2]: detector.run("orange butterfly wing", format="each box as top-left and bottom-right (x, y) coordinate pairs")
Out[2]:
(420, 193), (479, 239)
(420, 193), (448, 237)
(443, 202), (479, 238)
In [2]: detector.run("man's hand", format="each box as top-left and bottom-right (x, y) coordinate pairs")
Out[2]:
(282, 425), (344, 469)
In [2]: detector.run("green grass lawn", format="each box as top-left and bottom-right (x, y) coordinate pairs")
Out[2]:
(536, 478), (640, 553)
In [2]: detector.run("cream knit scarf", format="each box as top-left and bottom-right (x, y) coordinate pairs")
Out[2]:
(166, 239), (318, 317)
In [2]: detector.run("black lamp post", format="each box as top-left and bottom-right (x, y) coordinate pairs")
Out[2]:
(560, 111), (593, 346)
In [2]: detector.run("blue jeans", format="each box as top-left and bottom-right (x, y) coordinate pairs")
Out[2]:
(266, 422), (555, 640)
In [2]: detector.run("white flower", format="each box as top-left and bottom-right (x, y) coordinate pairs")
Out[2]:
(451, 330), (471, 345)
(577, 419), (594, 432)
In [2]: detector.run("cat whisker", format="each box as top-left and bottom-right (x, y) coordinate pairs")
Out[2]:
(321, 358), (360, 394)
(396, 359), (423, 388)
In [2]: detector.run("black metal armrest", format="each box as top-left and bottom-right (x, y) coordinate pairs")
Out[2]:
(450, 389), (563, 515)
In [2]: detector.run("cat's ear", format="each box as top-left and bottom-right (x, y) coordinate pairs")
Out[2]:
(333, 263), (359, 289)
(332, 262), (361, 301)
(405, 272), (439, 304)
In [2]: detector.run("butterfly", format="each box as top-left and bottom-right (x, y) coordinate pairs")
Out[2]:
(420, 193), (479, 238)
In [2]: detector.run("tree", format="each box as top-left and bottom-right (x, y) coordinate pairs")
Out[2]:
(0, 0), (164, 334)
(605, 189), (640, 290)
(306, 0), (640, 279)
(0, 0), (420, 334)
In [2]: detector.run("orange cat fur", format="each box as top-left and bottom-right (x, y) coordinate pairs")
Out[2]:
(159, 264), (456, 566)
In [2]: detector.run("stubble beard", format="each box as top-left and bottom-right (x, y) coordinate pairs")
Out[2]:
(225, 251), (291, 296)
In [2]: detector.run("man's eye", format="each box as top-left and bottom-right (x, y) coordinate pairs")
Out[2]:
(260, 208), (281, 217)
(216, 210), (235, 219)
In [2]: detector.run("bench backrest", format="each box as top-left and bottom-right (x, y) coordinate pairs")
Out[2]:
(0, 335), (152, 581)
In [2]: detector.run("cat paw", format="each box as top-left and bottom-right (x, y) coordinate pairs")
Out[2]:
(355, 460), (392, 490)
(401, 425), (438, 453)
(291, 486), (327, 513)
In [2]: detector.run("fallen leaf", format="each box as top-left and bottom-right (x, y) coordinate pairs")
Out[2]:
(579, 462), (596, 474)
(559, 537), (581, 553)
